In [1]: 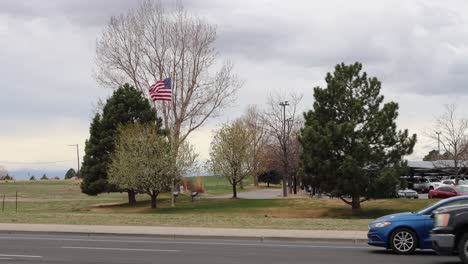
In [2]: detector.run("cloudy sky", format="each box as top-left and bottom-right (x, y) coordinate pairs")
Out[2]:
(1, 0), (468, 178)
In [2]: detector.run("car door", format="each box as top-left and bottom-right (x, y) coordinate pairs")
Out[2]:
(437, 187), (455, 198)
(445, 187), (457, 198)
(421, 199), (468, 248)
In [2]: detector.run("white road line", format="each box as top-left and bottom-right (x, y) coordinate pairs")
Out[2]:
(0, 236), (369, 250)
(0, 258), (12, 260)
(0, 254), (42, 258)
(62, 246), (180, 252)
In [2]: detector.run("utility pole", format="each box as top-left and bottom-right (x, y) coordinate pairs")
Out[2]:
(279, 101), (289, 197)
(68, 144), (80, 177)
(436, 132), (441, 156)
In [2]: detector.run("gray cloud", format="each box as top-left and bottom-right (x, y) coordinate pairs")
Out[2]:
(208, 0), (468, 95)
(0, 0), (137, 27)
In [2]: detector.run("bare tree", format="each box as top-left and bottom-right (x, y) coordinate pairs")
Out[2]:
(95, 1), (241, 149)
(96, 1), (240, 207)
(287, 128), (303, 194)
(241, 105), (267, 187)
(262, 93), (303, 197)
(429, 104), (468, 184)
(210, 119), (254, 198)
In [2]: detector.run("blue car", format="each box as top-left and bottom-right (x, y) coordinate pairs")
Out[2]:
(368, 196), (468, 254)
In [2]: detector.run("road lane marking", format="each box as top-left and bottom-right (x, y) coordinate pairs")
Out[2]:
(0, 258), (12, 260)
(0, 254), (42, 258)
(62, 246), (179, 252)
(0, 236), (370, 250)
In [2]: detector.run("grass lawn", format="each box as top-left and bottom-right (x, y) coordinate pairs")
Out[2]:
(198, 176), (255, 195)
(0, 179), (436, 230)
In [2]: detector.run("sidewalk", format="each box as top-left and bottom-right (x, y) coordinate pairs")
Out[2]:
(0, 223), (367, 243)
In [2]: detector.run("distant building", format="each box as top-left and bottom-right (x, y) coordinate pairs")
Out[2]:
(407, 160), (468, 177)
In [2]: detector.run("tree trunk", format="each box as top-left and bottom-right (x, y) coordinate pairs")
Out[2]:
(127, 190), (136, 205)
(293, 176), (297, 194)
(150, 194), (157, 209)
(253, 174), (259, 187)
(267, 182), (270, 188)
(232, 183), (237, 198)
(352, 194), (361, 211)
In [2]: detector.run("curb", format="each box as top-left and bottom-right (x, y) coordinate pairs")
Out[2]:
(0, 230), (368, 244)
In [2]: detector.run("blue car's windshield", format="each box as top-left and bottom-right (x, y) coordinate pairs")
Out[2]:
(417, 197), (468, 215)
(418, 200), (444, 215)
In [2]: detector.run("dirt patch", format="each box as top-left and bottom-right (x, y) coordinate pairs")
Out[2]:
(87, 202), (152, 214)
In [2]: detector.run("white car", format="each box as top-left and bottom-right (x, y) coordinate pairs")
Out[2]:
(397, 189), (418, 199)
(429, 179), (468, 190)
(428, 180), (445, 191)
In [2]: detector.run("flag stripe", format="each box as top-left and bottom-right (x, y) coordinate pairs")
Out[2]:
(148, 78), (172, 102)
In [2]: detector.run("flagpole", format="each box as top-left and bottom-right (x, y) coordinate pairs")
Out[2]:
(150, 78), (176, 208)
(166, 100), (175, 208)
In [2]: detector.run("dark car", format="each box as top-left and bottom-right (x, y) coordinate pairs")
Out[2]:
(368, 196), (468, 254)
(431, 204), (468, 263)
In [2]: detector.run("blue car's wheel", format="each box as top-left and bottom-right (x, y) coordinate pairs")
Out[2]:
(390, 228), (417, 254)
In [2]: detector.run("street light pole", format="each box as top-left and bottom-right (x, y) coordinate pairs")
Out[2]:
(68, 144), (80, 176)
(279, 101), (289, 197)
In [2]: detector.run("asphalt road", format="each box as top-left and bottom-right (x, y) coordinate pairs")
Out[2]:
(0, 233), (461, 264)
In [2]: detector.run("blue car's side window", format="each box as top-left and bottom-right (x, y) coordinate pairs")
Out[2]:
(422, 199), (468, 215)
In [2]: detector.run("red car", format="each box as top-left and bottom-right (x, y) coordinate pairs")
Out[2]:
(428, 185), (468, 199)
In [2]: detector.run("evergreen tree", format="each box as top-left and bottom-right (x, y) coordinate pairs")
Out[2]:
(29, 176), (36, 181)
(40, 174), (48, 180)
(80, 83), (161, 204)
(300, 62), (417, 210)
(64, 168), (76, 179)
(422, 150), (450, 161)
(257, 170), (281, 187)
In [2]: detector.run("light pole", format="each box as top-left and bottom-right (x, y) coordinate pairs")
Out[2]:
(279, 101), (289, 197)
(68, 144), (80, 176)
(436, 132), (441, 156)
(286, 117), (295, 193)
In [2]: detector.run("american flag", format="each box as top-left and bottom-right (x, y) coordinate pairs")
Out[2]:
(149, 78), (172, 101)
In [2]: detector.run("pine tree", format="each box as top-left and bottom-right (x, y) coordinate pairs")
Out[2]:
(64, 168), (77, 179)
(300, 62), (417, 210)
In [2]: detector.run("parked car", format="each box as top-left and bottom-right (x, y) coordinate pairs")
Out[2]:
(429, 186), (468, 199)
(441, 179), (468, 187)
(428, 178), (444, 190)
(367, 196), (468, 254)
(397, 189), (418, 199)
(431, 204), (468, 263)
(412, 177), (430, 193)
(442, 175), (468, 181)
